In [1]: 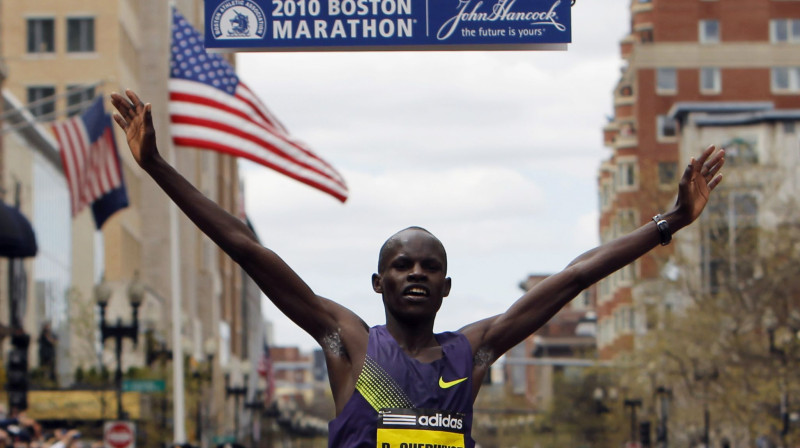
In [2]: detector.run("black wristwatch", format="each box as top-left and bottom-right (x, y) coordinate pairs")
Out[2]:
(652, 214), (671, 246)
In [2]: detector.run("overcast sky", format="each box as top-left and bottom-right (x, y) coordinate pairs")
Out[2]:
(236, 0), (630, 351)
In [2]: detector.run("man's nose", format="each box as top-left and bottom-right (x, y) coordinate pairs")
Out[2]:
(407, 265), (427, 280)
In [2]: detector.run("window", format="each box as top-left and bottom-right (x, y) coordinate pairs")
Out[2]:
(704, 191), (760, 294)
(66, 84), (96, 116)
(27, 86), (56, 119)
(658, 162), (678, 186)
(617, 159), (637, 190)
(699, 20), (720, 43)
(700, 67), (721, 93)
(723, 137), (758, 166)
(772, 67), (800, 92)
(657, 115), (678, 139)
(771, 19), (800, 43)
(617, 209), (637, 234)
(27, 18), (55, 53)
(656, 68), (677, 93)
(67, 17), (95, 52)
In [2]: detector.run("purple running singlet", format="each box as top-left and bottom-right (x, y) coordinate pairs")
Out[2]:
(328, 325), (475, 448)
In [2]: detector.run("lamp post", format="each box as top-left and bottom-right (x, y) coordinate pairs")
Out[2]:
(693, 367), (718, 448)
(655, 386), (671, 448)
(95, 273), (145, 420)
(593, 386), (618, 415)
(225, 360), (250, 442)
(195, 338), (216, 446)
(763, 307), (800, 444)
(623, 398), (642, 446)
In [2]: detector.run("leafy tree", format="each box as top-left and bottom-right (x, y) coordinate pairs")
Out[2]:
(625, 194), (800, 447)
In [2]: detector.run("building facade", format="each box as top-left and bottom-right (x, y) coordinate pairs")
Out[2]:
(598, 0), (800, 361)
(506, 274), (597, 411)
(1, 0), (264, 443)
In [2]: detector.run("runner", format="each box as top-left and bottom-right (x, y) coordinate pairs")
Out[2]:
(111, 89), (724, 447)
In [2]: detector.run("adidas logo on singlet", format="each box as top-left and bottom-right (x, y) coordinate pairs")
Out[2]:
(417, 413), (464, 430)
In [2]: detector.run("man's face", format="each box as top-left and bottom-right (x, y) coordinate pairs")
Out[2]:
(372, 229), (451, 322)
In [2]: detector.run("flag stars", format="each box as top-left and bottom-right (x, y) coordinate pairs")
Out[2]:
(171, 10), (240, 92)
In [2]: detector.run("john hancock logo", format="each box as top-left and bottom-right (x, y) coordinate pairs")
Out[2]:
(437, 0), (567, 41)
(212, 0), (267, 40)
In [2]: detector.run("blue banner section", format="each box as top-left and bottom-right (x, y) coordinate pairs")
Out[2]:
(204, 0), (571, 51)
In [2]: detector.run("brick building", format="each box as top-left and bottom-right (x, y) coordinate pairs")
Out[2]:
(598, 0), (800, 361)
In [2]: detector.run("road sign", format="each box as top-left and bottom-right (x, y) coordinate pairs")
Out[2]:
(122, 379), (165, 393)
(104, 421), (135, 448)
(203, 0), (572, 52)
(212, 435), (236, 444)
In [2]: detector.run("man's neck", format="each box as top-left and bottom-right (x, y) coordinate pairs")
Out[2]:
(385, 318), (441, 360)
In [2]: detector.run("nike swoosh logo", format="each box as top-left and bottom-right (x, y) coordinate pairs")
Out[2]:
(439, 376), (468, 389)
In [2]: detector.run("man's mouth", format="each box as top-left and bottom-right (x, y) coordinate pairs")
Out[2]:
(403, 286), (430, 299)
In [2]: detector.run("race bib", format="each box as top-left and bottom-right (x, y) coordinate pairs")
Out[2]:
(377, 408), (466, 448)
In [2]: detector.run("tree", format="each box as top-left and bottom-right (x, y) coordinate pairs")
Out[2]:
(626, 193), (800, 447)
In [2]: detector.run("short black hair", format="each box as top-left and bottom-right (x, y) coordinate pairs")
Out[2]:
(377, 226), (447, 273)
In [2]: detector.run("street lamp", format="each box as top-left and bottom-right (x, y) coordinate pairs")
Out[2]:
(655, 386), (671, 448)
(623, 398), (642, 446)
(763, 307), (800, 442)
(96, 272), (145, 420)
(693, 367), (719, 448)
(225, 359), (250, 441)
(195, 338), (216, 446)
(593, 386), (618, 414)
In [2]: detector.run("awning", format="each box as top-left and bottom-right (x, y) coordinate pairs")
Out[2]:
(0, 201), (37, 258)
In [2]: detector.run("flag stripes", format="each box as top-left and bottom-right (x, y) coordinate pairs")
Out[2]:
(51, 99), (127, 226)
(169, 10), (348, 202)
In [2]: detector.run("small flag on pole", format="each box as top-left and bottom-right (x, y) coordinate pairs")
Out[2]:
(257, 340), (275, 406)
(169, 9), (349, 203)
(51, 98), (129, 229)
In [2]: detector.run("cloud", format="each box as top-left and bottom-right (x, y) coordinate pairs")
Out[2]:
(237, 0), (630, 350)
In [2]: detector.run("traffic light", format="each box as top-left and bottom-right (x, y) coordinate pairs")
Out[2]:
(639, 421), (652, 448)
(6, 333), (30, 412)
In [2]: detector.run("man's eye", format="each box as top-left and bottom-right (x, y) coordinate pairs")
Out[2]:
(392, 260), (410, 269)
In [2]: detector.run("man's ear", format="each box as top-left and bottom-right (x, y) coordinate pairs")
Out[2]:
(372, 273), (383, 293)
(443, 277), (452, 298)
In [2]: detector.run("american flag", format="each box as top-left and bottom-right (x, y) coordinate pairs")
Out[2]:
(169, 9), (349, 202)
(51, 97), (129, 229)
(257, 340), (275, 405)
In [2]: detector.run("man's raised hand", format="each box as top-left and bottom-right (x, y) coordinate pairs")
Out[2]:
(675, 144), (725, 228)
(110, 89), (157, 168)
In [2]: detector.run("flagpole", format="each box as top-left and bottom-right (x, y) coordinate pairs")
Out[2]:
(166, 2), (187, 445)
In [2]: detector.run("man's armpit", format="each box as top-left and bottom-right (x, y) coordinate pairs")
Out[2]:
(473, 346), (495, 367)
(321, 330), (347, 357)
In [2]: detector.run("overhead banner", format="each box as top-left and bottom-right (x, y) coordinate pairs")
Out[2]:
(203, 0), (571, 52)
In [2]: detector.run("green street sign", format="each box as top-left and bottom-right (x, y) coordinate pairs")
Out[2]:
(122, 379), (165, 393)
(212, 435), (236, 444)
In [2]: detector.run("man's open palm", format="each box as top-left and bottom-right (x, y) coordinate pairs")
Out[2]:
(110, 90), (157, 167)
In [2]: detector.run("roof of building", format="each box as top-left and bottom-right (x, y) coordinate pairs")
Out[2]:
(668, 101), (774, 122)
(691, 109), (800, 126)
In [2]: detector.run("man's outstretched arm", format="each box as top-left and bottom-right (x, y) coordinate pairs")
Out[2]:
(110, 91), (369, 402)
(460, 145), (725, 389)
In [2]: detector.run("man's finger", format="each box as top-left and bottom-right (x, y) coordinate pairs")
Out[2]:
(708, 175), (723, 191)
(702, 144), (716, 161)
(125, 89), (143, 109)
(144, 103), (153, 128)
(112, 114), (127, 129)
